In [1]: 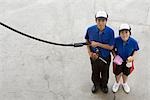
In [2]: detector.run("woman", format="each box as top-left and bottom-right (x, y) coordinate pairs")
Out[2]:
(112, 23), (139, 93)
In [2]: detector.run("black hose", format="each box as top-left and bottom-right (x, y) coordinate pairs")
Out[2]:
(0, 22), (87, 47)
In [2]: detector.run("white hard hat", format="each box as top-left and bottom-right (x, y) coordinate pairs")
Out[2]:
(95, 10), (108, 18)
(119, 23), (131, 31)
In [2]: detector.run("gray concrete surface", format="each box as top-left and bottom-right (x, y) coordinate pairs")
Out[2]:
(0, 0), (150, 100)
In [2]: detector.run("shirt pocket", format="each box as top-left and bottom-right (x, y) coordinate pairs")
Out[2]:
(102, 36), (110, 44)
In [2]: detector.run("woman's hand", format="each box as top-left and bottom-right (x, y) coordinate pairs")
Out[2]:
(127, 56), (134, 62)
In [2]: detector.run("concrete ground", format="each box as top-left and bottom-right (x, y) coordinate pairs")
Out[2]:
(0, 0), (150, 100)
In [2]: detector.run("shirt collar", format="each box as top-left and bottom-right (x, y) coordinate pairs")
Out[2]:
(96, 25), (107, 34)
(126, 37), (131, 44)
(119, 36), (131, 44)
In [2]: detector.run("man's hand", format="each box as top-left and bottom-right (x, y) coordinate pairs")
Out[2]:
(89, 52), (98, 60)
(127, 56), (134, 62)
(91, 41), (101, 48)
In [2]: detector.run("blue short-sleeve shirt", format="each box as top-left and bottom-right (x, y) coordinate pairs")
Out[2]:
(85, 25), (115, 59)
(114, 36), (139, 61)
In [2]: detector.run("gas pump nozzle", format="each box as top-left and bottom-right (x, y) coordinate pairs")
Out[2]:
(95, 48), (107, 64)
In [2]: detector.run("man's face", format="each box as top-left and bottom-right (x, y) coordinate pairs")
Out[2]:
(120, 30), (130, 41)
(96, 18), (107, 30)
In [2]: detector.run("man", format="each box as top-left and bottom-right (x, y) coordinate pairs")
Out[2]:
(85, 10), (114, 93)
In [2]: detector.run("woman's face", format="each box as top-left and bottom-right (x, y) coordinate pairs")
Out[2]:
(120, 30), (130, 41)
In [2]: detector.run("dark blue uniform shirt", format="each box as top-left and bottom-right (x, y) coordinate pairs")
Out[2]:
(114, 36), (139, 61)
(85, 25), (115, 59)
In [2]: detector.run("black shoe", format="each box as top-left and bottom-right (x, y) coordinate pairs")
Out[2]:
(91, 85), (98, 93)
(101, 86), (108, 93)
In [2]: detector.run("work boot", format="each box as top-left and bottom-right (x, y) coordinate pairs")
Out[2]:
(91, 85), (98, 93)
(101, 85), (108, 93)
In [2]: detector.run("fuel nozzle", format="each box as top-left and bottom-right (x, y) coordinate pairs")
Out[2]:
(95, 48), (107, 64)
(95, 48), (99, 56)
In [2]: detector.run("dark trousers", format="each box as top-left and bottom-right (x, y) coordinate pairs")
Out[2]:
(90, 55), (111, 87)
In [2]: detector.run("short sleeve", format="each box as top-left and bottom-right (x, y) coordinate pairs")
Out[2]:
(134, 41), (139, 51)
(85, 29), (89, 40)
(108, 30), (115, 46)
